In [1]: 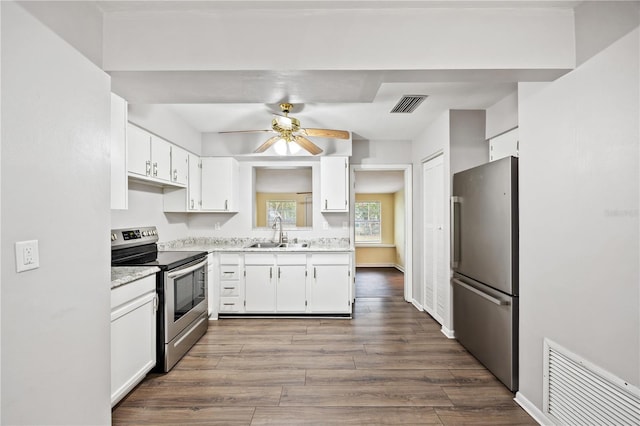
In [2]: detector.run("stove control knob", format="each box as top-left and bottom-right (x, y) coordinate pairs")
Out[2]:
(111, 233), (117, 241)
(142, 231), (148, 237)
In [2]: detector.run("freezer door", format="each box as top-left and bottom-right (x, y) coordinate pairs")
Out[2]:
(452, 274), (518, 391)
(452, 156), (518, 295)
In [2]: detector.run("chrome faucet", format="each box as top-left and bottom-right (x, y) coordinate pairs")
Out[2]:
(272, 213), (284, 244)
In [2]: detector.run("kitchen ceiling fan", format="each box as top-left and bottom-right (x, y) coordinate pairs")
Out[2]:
(219, 103), (349, 155)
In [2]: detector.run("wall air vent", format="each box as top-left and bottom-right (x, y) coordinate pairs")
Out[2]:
(390, 95), (428, 113)
(543, 339), (640, 426)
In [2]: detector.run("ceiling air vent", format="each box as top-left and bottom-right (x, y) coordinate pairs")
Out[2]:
(390, 95), (428, 113)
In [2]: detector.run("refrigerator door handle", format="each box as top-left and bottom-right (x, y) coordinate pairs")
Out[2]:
(452, 278), (510, 306)
(451, 196), (462, 268)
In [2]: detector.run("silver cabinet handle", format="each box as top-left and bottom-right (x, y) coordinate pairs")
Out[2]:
(278, 267), (281, 279)
(314, 267), (317, 279)
(269, 267), (272, 279)
(451, 196), (461, 268)
(325, 199), (328, 209)
(190, 199), (194, 209)
(153, 162), (158, 177)
(173, 169), (178, 181)
(224, 200), (228, 211)
(145, 160), (151, 176)
(452, 278), (509, 306)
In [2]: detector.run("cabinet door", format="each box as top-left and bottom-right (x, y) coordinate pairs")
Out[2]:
(310, 263), (350, 313)
(276, 265), (307, 312)
(188, 154), (202, 211)
(320, 156), (349, 212)
(245, 264), (275, 312)
(127, 123), (151, 177)
(110, 94), (128, 209)
(111, 289), (157, 406)
(150, 135), (172, 182)
(171, 145), (189, 186)
(201, 157), (239, 211)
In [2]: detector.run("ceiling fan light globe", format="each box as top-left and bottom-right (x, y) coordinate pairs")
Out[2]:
(289, 141), (302, 154)
(273, 138), (288, 155)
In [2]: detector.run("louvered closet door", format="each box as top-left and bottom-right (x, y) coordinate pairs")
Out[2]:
(422, 155), (445, 325)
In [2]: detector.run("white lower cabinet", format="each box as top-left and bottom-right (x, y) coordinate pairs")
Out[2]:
(309, 253), (351, 313)
(244, 254), (276, 313)
(276, 254), (307, 312)
(217, 252), (352, 315)
(110, 275), (157, 407)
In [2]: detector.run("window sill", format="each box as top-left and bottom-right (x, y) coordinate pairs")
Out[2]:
(355, 243), (396, 248)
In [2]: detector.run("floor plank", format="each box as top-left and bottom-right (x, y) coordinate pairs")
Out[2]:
(112, 267), (534, 425)
(251, 407), (442, 425)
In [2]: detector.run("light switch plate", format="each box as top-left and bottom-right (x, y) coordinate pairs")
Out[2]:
(16, 240), (39, 272)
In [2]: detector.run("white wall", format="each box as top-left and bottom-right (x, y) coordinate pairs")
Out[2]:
(1, 3), (111, 424)
(486, 92), (518, 139)
(394, 188), (406, 269)
(351, 139), (413, 165)
(111, 182), (190, 243)
(449, 110), (487, 176)
(517, 26), (639, 413)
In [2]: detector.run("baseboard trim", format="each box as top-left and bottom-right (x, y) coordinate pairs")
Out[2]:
(514, 392), (551, 425)
(411, 299), (423, 311)
(394, 264), (405, 273)
(356, 263), (396, 268)
(440, 325), (455, 339)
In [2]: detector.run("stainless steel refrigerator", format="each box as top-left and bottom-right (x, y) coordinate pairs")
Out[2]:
(451, 156), (518, 391)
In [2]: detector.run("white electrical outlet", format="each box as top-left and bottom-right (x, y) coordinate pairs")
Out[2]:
(16, 240), (39, 272)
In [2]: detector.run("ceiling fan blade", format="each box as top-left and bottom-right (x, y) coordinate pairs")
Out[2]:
(295, 136), (323, 155)
(300, 128), (350, 139)
(219, 129), (274, 135)
(254, 136), (281, 153)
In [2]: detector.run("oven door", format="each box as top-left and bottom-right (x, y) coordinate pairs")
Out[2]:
(164, 257), (208, 342)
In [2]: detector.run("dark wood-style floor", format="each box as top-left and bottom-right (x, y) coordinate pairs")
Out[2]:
(113, 267), (535, 425)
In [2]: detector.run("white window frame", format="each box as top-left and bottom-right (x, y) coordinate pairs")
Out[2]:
(355, 200), (382, 243)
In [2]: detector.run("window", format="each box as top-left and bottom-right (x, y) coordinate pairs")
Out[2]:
(355, 201), (381, 243)
(266, 200), (297, 227)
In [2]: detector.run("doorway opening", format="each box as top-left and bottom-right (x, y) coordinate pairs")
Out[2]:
(350, 164), (413, 302)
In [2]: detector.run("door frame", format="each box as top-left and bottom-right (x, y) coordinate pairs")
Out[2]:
(350, 164), (413, 302)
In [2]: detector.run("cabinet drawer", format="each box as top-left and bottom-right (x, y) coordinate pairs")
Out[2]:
(311, 253), (350, 265)
(245, 254), (275, 265)
(276, 254), (307, 265)
(220, 297), (241, 312)
(220, 282), (240, 297)
(220, 253), (240, 265)
(219, 266), (240, 280)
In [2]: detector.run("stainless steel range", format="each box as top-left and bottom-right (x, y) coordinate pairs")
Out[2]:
(111, 226), (208, 372)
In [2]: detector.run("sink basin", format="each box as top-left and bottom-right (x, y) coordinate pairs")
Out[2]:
(246, 242), (309, 249)
(278, 243), (309, 248)
(247, 242), (281, 248)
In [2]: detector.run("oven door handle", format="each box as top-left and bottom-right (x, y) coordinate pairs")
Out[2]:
(167, 259), (208, 279)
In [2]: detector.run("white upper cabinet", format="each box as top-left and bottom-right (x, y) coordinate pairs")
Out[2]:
(201, 157), (239, 212)
(127, 123), (185, 187)
(170, 144), (189, 186)
(489, 128), (519, 162)
(187, 153), (202, 211)
(127, 123), (151, 177)
(320, 156), (349, 212)
(110, 93), (128, 210)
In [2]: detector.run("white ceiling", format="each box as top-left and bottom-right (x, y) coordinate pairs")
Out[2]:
(24, 1), (579, 142)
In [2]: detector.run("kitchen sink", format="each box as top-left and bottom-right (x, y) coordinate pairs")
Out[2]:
(246, 242), (309, 249)
(278, 243), (309, 248)
(247, 242), (281, 248)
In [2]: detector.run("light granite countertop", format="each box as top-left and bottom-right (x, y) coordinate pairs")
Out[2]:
(111, 266), (159, 289)
(159, 237), (353, 253)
